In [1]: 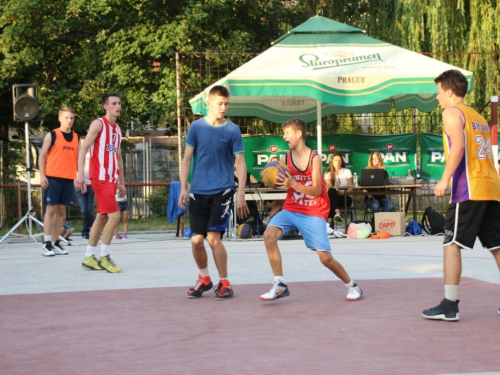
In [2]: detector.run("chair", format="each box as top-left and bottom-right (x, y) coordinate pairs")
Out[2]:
(334, 204), (357, 229)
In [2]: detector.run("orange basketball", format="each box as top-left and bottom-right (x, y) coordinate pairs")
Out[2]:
(260, 161), (290, 189)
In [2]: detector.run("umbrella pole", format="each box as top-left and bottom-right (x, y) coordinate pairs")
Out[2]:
(491, 96), (498, 172)
(317, 100), (322, 156)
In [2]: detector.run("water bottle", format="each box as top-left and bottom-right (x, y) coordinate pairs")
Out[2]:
(353, 172), (358, 187)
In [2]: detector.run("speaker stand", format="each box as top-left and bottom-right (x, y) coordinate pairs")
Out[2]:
(0, 122), (71, 246)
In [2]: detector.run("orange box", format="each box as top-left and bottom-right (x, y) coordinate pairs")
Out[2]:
(374, 212), (406, 236)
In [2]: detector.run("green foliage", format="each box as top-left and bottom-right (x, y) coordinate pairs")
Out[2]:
(145, 186), (168, 217)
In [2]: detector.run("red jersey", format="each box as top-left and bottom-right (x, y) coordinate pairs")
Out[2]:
(89, 116), (122, 183)
(282, 150), (330, 219)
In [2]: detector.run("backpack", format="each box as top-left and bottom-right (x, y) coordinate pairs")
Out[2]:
(421, 206), (445, 235)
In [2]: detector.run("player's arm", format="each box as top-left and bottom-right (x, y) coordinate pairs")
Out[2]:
(38, 132), (52, 189)
(178, 145), (194, 209)
(435, 107), (465, 197)
(234, 152), (250, 218)
(117, 148), (126, 197)
(75, 119), (102, 193)
(280, 154), (323, 197)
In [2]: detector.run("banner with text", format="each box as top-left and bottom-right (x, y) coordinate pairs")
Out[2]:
(419, 134), (444, 180)
(243, 134), (417, 180)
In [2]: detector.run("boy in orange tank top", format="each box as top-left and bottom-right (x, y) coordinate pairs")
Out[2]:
(38, 107), (78, 257)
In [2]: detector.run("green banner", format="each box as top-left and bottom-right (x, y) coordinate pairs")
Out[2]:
(243, 134), (417, 180)
(420, 134), (444, 180)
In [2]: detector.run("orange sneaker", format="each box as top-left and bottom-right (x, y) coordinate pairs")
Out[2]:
(214, 279), (234, 300)
(187, 274), (213, 299)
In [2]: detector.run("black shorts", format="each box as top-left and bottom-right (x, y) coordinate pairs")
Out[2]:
(444, 200), (500, 250)
(188, 189), (234, 238)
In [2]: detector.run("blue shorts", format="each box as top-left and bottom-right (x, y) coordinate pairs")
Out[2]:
(117, 201), (129, 212)
(269, 210), (331, 252)
(42, 177), (74, 206)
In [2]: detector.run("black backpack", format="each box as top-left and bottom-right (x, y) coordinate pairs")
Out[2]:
(421, 206), (445, 235)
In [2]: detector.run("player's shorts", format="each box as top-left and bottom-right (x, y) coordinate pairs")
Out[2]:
(117, 201), (129, 212)
(269, 210), (331, 252)
(42, 177), (74, 206)
(189, 189), (234, 238)
(443, 200), (500, 250)
(91, 179), (119, 215)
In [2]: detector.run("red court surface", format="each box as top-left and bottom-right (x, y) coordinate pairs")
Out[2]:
(1, 277), (499, 375)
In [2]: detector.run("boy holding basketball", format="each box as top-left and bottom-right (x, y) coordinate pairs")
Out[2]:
(260, 118), (362, 301)
(178, 85), (249, 300)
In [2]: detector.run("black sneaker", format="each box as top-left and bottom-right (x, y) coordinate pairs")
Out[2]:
(214, 280), (234, 300)
(422, 298), (460, 321)
(52, 240), (68, 255)
(187, 274), (213, 299)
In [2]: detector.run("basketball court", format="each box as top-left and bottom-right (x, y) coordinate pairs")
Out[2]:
(1, 234), (499, 374)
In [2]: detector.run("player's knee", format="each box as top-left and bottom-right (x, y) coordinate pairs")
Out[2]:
(264, 227), (280, 244)
(191, 234), (205, 249)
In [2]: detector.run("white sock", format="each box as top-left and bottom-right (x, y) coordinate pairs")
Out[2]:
(444, 285), (458, 302)
(85, 245), (97, 257)
(345, 280), (354, 288)
(274, 276), (285, 284)
(199, 268), (209, 277)
(100, 244), (110, 257)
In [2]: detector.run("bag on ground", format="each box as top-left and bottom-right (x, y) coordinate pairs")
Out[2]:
(421, 206), (445, 235)
(405, 220), (422, 235)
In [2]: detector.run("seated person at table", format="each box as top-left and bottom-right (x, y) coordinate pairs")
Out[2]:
(363, 151), (394, 213)
(324, 152), (353, 226)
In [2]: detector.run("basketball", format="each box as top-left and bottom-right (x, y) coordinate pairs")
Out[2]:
(237, 223), (253, 238)
(260, 160), (290, 189)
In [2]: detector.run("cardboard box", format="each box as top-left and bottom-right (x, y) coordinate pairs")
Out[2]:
(374, 212), (406, 236)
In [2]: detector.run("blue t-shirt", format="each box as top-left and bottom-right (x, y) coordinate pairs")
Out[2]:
(186, 117), (244, 194)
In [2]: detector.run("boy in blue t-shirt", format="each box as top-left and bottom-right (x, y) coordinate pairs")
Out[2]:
(178, 85), (249, 300)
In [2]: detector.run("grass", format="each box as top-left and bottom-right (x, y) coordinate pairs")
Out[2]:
(0, 215), (187, 236)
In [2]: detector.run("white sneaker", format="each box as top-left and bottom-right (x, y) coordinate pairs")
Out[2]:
(334, 213), (343, 222)
(333, 230), (346, 238)
(42, 243), (55, 257)
(260, 281), (290, 301)
(346, 283), (363, 301)
(326, 223), (334, 235)
(52, 242), (68, 255)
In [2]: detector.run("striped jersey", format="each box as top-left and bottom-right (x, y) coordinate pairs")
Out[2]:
(443, 103), (500, 203)
(282, 150), (330, 219)
(89, 116), (122, 183)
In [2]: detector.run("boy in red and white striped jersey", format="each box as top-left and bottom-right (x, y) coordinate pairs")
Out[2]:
(75, 92), (126, 273)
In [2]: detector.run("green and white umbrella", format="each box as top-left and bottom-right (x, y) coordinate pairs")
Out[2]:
(189, 16), (472, 150)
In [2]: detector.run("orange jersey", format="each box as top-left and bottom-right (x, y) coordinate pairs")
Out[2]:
(45, 129), (78, 179)
(443, 103), (500, 202)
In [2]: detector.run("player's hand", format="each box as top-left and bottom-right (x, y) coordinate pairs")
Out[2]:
(118, 183), (126, 197)
(178, 190), (188, 209)
(276, 171), (293, 189)
(74, 175), (86, 193)
(434, 180), (448, 197)
(41, 176), (49, 189)
(236, 193), (249, 219)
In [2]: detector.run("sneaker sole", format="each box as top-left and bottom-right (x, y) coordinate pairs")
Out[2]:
(53, 251), (68, 255)
(187, 282), (213, 299)
(81, 263), (104, 271)
(42, 253), (55, 257)
(346, 288), (363, 301)
(422, 313), (460, 321)
(215, 290), (234, 300)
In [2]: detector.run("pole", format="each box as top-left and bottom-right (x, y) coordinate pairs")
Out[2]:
(176, 52), (183, 177)
(491, 96), (499, 172)
(0, 122), (45, 244)
(316, 100), (322, 156)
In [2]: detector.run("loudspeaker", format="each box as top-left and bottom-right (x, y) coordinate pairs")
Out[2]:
(12, 84), (39, 122)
